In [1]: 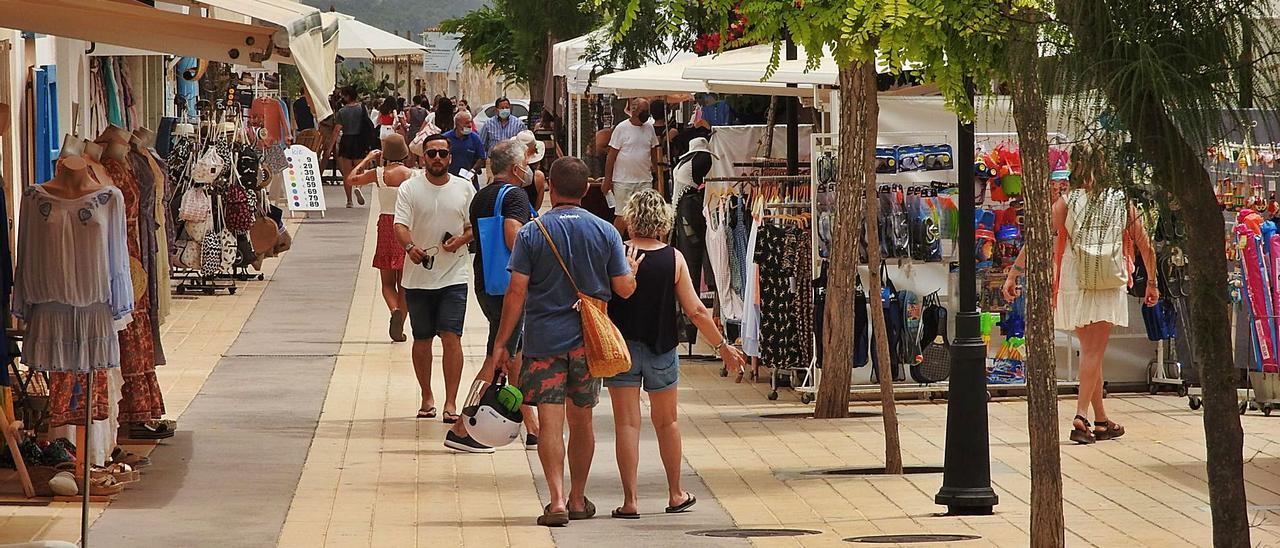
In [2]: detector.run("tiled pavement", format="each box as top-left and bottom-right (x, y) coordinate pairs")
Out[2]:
(5, 192), (1280, 547)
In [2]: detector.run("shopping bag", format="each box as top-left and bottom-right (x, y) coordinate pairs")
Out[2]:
(478, 184), (536, 295)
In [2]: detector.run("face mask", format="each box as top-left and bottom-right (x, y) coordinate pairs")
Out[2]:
(498, 108), (512, 120)
(517, 165), (533, 185)
(459, 126), (472, 136)
(636, 110), (651, 123)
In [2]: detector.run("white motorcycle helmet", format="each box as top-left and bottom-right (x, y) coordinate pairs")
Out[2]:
(462, 375), (524, 448)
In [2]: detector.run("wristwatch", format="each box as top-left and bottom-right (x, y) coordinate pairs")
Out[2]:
(404, 243), (416, 252)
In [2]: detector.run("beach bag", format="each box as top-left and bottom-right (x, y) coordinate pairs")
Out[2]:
(479, 184), (537, 295)
(171, 238), (202, 270)
(533, 218), (631, 378)
(870, 263), (906, 383)
(224, 183), (254, 233)
(1067, 189), (1128, 290)
(915, 293), (951, 383)
(191, 146), (225, 185)
(178, 186), (212, 224)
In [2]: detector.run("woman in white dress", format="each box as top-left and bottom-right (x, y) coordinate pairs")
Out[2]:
(1003, 146), (1159, 444)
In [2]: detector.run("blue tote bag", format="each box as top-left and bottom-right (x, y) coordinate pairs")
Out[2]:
(478, 184), (536, 295)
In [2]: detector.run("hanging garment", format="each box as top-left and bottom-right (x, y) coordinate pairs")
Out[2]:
(756, 224), (815, 370)
(106, 156), (166, 424)
(741, 212), (763, 358)
(704, 202), (743, 323)
(727, 195), (748, 298)
(673, 188), (708, 292)
(130, 148), (166, 366)
(144, 150), (173, 322)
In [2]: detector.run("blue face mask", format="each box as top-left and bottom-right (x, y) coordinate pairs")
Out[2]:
(459, 126), (472, 136)
(498, 108), (512, 120)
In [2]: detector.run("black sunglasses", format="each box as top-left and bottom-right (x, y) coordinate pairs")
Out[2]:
(423, 149), (451, 159)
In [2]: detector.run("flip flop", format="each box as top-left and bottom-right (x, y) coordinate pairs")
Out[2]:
(611, 507), (640, 519)
(417, 407), (437, 419)
(665, 493), (697, 513)
(442, 411), (460, 424)
(538, 504), (569, 527)
(568, 497), (596, 520)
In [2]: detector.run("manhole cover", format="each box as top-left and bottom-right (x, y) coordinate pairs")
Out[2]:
(759, 411), (881, 420)
(806, 465), (946, 476)
(845, 534), (982, 543)
(688, 528), (822, 538)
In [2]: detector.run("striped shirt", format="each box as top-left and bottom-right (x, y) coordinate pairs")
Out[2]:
(480, 116), (527, 151)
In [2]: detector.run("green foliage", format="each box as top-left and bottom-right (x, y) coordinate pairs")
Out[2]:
(338, 64), (380, 99)
(442, 0), (598, 86)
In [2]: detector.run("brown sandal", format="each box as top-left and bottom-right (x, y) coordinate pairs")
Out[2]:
(1093, 419), (1125, 440)
(1069, 415), (1096, 445)
(537, 504), (569, 527)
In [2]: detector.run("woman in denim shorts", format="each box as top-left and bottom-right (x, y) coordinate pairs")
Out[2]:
(605, 189), (746, 519)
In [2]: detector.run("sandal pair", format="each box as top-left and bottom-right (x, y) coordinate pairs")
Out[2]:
(1070, 415), (1126, 444)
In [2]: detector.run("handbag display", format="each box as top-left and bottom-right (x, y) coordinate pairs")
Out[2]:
(171, 238), (202, 270)
(178, 186), (212, 224)
(223, 183), (254, 234)
(191, 146), (225, 185)
(533, 218), (631, 378)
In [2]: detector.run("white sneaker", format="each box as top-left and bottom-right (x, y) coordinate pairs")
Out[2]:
(353, 187), (365, 206)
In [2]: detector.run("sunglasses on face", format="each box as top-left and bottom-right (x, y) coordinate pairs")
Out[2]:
(424, 149), (451, 159)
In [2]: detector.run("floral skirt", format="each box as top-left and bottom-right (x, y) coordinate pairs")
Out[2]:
(373, 214), (406, 270)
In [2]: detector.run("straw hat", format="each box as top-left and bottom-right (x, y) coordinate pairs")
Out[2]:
(381, 133), (410, 163)
(677, 136), (718, 163)
(513, 130), (545, 164)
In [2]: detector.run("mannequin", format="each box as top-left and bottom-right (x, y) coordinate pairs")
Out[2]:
(96, 125), (167, 432)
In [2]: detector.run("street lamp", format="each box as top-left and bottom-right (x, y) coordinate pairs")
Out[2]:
(934, 82), (999, 515)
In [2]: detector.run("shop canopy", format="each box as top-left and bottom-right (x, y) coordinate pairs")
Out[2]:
(596, 45), (824, 98)
(552, 30), (608, 79)
(326, 12), (427, 58)
(0, 0), (337, 119)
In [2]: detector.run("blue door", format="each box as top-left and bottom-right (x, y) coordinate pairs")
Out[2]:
(34, 65), (58, 182)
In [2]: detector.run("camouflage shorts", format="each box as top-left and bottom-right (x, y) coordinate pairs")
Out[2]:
(519, 347), (601, 408)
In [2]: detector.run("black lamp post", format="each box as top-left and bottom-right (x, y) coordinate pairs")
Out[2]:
(934, 82), (999, 515)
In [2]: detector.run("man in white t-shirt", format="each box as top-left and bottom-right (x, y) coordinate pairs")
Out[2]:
(394, 134), (477, 433)
(602, 97), (661, 231)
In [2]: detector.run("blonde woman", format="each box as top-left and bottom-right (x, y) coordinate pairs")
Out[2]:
(1003, 145), (1158, 444)
(606, 189), (746, 518)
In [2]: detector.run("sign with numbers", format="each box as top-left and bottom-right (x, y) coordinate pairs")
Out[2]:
(283, 144), (326, 212)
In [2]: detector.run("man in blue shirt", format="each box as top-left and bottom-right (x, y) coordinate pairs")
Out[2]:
(480, 96), (527, 152)
(443, 110), (486, 178)
(493, 157), (638, 526)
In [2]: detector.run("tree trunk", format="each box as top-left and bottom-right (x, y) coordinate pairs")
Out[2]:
(815, 63), (872, 418)
(1058, 1), (1250, 545)
(1008, 19), (1065, 548)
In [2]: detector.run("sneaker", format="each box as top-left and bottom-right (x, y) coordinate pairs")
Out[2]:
(525, 433), (539, 450)
(353, 187), (366, 206)
(445, 431), (495, 454)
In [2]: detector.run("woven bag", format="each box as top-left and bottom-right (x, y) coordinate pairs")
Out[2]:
(532, 219), (631, 378)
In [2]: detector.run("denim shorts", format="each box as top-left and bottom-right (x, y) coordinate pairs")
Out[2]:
(604, 340), (680, 392)
(405, 284), (467, 340)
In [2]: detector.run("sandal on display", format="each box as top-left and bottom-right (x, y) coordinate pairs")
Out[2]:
(1069, 415), (1096, 445)
(417, 407), (437, 419)
(666, 492), (697, 513)
(1093, 420), (1126, 441)
(128, 422), (175, 440)
(611, 507), (640, 519)
(110, 448), (152, 469)
(568, 497), (596, 520)
(538, 504), (569, 527)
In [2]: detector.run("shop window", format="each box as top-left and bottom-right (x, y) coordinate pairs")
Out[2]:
(34, 65), (58, 182)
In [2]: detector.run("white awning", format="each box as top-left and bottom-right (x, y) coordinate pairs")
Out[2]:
(684, 56), (838, 86)
(324, 13), (426, 58)
(552, 30), (607, 78)
(596, 45), (822, 98)
(0, 0), (277, 65)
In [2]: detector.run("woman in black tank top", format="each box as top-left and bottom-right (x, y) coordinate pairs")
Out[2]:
(604, 189), (746, 518)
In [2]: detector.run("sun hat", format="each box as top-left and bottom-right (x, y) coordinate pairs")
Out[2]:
(677, 136), (719, 163)
(381, 133), (410, 163)
(513, 130), (545, 164)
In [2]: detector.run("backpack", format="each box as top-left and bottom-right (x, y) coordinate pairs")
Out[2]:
(1066, 189), (1128, 290)
(224, 183), (254, 234)
(913, 293), (950, 383)
(870, 263), (906, 383)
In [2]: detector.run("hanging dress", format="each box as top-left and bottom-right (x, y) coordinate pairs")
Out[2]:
(704, 200), (743, 323)
(107, 155), (166, 423)
(130, 147), (166, 365)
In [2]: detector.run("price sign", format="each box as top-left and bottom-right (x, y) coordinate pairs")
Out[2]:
(283, 144), (327, 212)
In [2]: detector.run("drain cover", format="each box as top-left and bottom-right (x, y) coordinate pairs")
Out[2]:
(845, 534), (981, 543)
(688, 528), (822, 538)
(806, 465), (946, 476)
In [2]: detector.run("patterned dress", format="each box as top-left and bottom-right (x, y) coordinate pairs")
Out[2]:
(107, 156), (166, 423)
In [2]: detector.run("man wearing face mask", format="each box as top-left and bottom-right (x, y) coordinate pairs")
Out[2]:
(480, 96), (528, 153)
(603, 97), (662, 233)
(444, 110), (487, 181)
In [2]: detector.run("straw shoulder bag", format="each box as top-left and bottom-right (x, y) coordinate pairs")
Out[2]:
(533, 218), (632, 378)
